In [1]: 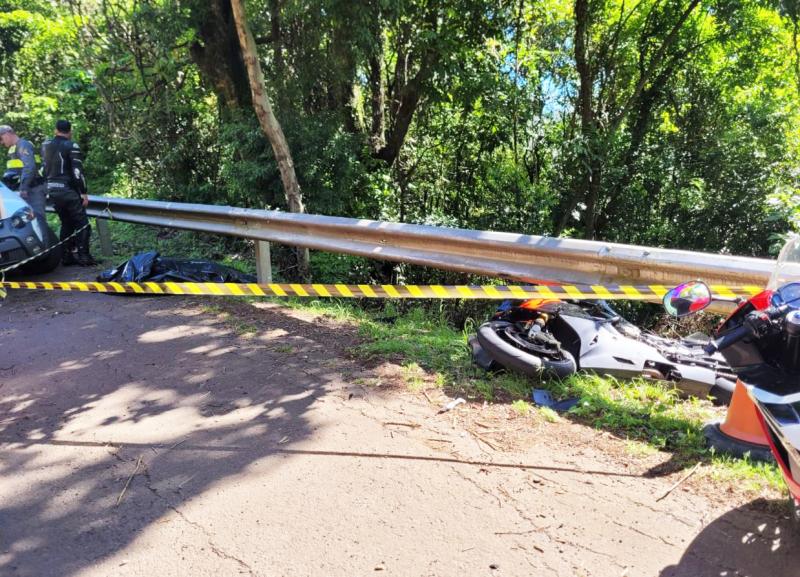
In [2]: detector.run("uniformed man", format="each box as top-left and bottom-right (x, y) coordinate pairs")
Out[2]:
(0, 125), (47, 224)
(41, 119), (96, 266)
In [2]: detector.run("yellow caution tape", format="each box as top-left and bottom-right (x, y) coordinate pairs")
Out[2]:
(0, 281), (766, 300)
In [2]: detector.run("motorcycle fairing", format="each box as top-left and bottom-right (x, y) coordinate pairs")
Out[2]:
(748, 386), (800, 499)
(564, 315), (718, 398)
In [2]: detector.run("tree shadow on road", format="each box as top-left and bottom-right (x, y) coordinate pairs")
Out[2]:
(660, 498), (800, 577)
(0, 290), (353, 577)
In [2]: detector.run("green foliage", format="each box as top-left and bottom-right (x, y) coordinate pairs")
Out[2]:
(545, 374), (714, 454)
(510, 399), (532, 417)
(2, 0), (798, 264)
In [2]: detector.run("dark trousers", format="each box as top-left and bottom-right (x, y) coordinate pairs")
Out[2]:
(24, 182), (47, 229)
(48, 187), (89, 244)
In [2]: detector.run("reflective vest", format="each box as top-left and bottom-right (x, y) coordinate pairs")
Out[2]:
(6, 144), (42, 170)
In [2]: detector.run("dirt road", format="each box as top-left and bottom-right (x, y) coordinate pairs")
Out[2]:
(1, 277), (798, 577)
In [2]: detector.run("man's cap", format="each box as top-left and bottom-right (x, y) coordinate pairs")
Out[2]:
(55, 119), (71, 133)
(0, 125), (13, 136)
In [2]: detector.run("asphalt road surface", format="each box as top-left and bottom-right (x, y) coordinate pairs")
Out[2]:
(1, 276), (798, 577)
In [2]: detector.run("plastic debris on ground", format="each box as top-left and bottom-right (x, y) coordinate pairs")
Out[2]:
(98, 251), (256, 284)
(532, 389), (580, 412)
(438, 398), (466, 414)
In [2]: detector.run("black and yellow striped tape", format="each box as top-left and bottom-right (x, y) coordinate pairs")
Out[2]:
(0, 281), (765, 300)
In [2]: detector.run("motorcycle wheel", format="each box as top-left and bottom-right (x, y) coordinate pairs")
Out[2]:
(476, 320), (577, 379)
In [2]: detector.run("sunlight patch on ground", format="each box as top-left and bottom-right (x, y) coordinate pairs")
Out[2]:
(137, 325), (228, 344)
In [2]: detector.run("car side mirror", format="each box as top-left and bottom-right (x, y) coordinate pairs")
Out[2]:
(663, 281), (712, 317)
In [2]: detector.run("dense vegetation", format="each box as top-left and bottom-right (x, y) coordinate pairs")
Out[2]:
(2, 0), (799, 279)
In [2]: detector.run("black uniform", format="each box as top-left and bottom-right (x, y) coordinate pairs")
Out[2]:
(41, 135), (94, 265)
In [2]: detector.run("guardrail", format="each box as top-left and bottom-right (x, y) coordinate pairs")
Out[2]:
(86, 195), (775, 289)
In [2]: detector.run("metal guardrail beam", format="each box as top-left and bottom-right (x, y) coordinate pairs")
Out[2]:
(87, 196), (774, 288)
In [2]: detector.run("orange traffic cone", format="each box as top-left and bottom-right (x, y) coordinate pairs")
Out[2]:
(703, 379), (773, 462)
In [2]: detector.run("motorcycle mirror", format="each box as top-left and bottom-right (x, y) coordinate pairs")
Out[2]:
(663, 281), (712, 317)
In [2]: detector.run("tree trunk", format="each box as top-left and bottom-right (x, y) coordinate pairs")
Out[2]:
(555, 0), (596, 237)
(573, 0), (603, 239)
(368, 17), (385, 154)
(230, 0), (309, 278)
(187, 0), (252, 111)
(582, 161), (602, 239)
(598, 80), (665, 236)
(373, 15), (439, 166)
(374, 75), (426, 164)
(330, 14), (358, 132)
(269, 0), (284, 80)
(369, 53), (385, 153)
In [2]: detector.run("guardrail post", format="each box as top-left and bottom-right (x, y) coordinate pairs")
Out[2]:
(95, 218), (114, 257)
(255, 240), (272, 283)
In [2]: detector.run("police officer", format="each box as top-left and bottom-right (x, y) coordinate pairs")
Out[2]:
(0, 125), (47, 224)
(41, 119), (96, 266)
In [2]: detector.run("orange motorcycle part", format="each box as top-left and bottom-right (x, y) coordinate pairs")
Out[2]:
(519, 298), (562, 310)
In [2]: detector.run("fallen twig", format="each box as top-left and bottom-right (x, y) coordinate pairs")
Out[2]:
(383, 421), (421, 428)
(166, 438), (186, 452)
(472, 431), (501, 451)
(177, 473), (197, 490)
(656, 462), (701, 502)
(422, 389), (435, 405)
(116, 455), (143, 506)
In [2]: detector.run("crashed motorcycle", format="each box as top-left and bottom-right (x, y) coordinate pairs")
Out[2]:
(471, 296), (736, 404)
(667, 237), (800, 520)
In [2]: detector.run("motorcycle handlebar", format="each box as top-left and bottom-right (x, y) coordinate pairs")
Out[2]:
(705, 323), (751, 354)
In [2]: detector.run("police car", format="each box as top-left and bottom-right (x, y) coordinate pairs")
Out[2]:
(0, 177), (61, 274)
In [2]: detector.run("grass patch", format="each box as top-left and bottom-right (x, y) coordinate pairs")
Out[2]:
(545, 374), (714, 456)
(357, 307), (467, 372)
(511, 399), (532, 417)
(625, 440), (660, 457)
(402, 362), (427, 391)
(538, 406), (561, 423)
(702, 453), (786, 495)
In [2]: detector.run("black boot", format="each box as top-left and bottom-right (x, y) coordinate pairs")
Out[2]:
(75, 227), (97, 267)
(61, 235), (78, 266)
(61, 250), (78, 266)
